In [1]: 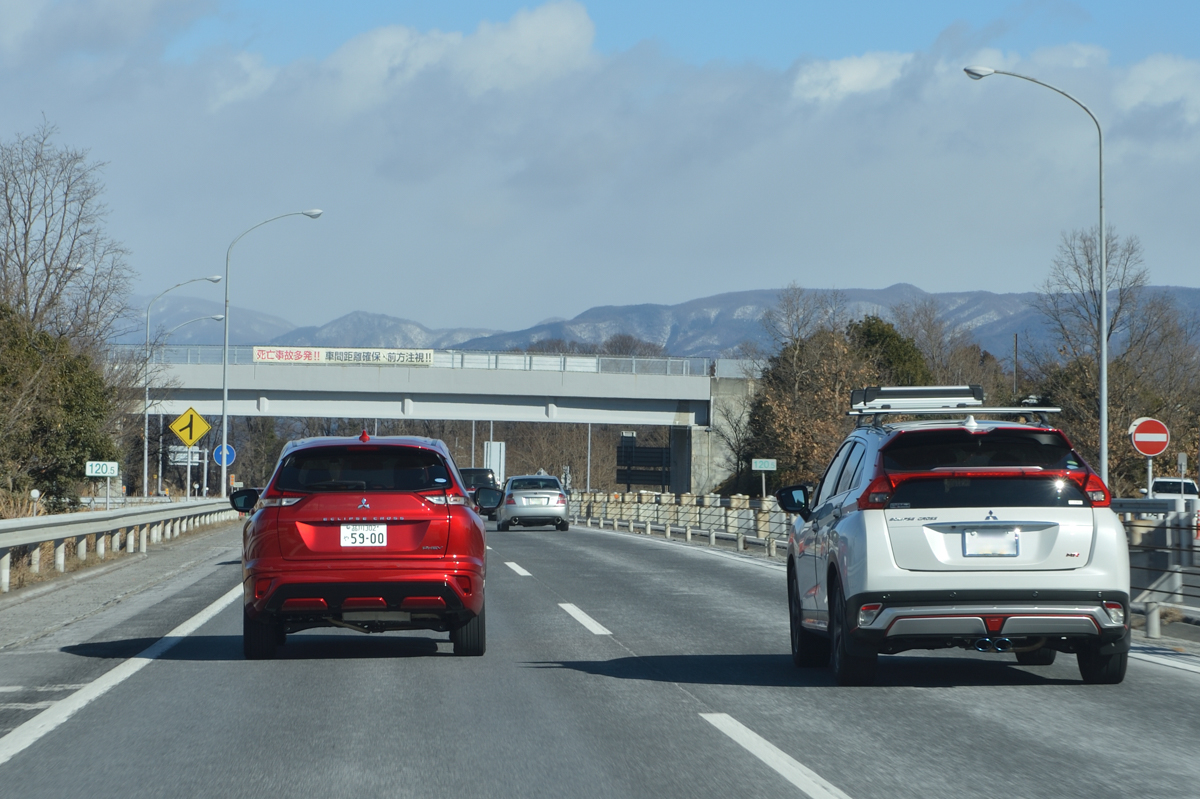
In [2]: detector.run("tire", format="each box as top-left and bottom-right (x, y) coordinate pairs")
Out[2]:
(497, 520), (509, 531)
(556, 519), (570, 531)
(789, 570), (830, 667)
(1077, 646), (1127, 684)
(1016, 646), (1056, 666)
(829, 578), (877, 686)
(243, 608), (277, 660)
(451, 605), (486, 657)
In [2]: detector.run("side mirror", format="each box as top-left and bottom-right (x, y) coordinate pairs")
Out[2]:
(1139, 488), (1148, 495)
(230, 487), (260, 513)
(775, 484), (812, 521)
(474, 487), (503, 513)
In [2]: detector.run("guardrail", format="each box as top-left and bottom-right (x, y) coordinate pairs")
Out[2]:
(0, 500), (239, 593)
(568, 492), (792, 558)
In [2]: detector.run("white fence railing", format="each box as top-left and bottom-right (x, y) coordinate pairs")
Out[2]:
(568, 492), (792, 557)
(0, 500), (239, 593)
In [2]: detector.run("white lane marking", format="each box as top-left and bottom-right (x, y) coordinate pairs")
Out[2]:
(558, 603), (612, 635)
(0, 584), (241, 768)
(486, 546), (493, 550)
(1130, 651), (1200, 676)
(0, 688), (20, 694)
(701, 713), (853, 799)
(504, 561), (531, 576)
(32, 685), (88, 692)
(0, 703), (53, 711)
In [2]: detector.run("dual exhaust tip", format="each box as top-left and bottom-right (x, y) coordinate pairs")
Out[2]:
(974, 637), (1013, 653)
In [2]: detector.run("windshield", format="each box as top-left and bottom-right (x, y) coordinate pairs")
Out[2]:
(883, 429), (1079, 472)
(509, 478), (561, 491)
(274, 446), (449, 492)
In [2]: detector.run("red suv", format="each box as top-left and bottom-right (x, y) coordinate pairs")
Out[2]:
(229, 434), (495, 660)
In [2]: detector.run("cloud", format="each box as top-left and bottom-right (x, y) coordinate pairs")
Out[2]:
(792, 52), (913, 102)
(1116, 54), (1200, 124)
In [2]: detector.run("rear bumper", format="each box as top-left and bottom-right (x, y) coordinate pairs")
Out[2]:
(501, 506), (568, 526)
(244, 562), (484, 630)
(844, 589), (1130, 655)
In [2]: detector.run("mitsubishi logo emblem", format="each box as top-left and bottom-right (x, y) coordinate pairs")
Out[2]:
(358, 497), (370, 509)
(984, 510), (998, 521)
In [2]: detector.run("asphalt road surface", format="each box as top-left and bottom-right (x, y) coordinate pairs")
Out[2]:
(2, 520), (1200, 798)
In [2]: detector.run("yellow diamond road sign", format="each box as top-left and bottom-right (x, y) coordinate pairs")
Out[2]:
(169, 407), (212, 448)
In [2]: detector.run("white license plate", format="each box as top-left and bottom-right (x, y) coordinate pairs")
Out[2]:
(963, 529), (1019, 557)
(341, 524), (387, 547)
(529, 497), (548, 505)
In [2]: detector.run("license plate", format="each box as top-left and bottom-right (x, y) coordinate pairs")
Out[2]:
(341, 524), (387, 547)
(530, 497), (548, 505)
(963, 529), (1019, 557)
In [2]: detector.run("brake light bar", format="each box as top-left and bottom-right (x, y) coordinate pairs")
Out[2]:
(857, 468), (1112, 509)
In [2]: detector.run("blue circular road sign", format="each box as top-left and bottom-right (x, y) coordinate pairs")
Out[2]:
(213, 445), (236, 466)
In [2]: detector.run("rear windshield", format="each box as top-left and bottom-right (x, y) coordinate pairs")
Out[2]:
(883, 429), (1079, 472)
(459, 469), (497, 489)
(1152, 480), (1199, 496)
(889, 476), (1090, 509)
(275, 446), (449, 492)
(510, 478), (561, 491)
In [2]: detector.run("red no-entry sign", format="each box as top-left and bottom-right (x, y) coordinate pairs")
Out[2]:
(1129, 417), (1170, 458)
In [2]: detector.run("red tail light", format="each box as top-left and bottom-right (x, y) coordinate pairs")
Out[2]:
(260, 483), (305, 507)
(858, 474), (894, 510)
(555, 493), (567, 505)
(419, 490), (469, 506)
(1084, 472), (1111, 507)
(505, 495), (516, 505)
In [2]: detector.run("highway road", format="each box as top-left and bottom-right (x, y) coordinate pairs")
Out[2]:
(2, 520), (1200, 798)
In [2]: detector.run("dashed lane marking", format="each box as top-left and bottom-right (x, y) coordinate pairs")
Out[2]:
(0, 584), (242, 768)
(558, 603), (612, 635)
(701, 713), (853, 799)
(0, 703), (53, 711)
(504, 562), (532, 576)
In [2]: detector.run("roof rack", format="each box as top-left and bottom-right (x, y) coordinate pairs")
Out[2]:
(847, 385), (1061, 421)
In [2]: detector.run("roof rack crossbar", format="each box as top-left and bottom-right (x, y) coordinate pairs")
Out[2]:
(850, 385), (985, 412)
(846, 406), (1061, 417)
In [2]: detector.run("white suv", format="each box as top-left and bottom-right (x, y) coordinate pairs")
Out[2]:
(776, 386), (1130, 686)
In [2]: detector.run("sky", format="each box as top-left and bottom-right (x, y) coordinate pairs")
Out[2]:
(3, 0), (1200, 333)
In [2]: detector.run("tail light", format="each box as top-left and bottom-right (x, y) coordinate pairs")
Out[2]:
(420, 491), (469, 506)
(505, 495), (516, 505)
(857, 603), (882, 627)
(260, 485), (304, 507)
(858, 474), (894, 510)
(1103, 601), (1125, 625)
(1083, 472), (1110, 507)
(555, 493), (567, 505)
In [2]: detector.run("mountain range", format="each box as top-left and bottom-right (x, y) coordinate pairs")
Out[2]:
(126, 284), (1200, 359)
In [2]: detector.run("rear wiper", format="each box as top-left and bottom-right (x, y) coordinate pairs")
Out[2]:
(304, 480), (367, 490)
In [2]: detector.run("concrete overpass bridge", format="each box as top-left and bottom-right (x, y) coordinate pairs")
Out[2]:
(131, 346), (755, 493)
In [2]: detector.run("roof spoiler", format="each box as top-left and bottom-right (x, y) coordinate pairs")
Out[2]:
(848, 385), (1061, 419)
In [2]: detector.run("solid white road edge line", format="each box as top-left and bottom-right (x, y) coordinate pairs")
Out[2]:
(1130, 651), (1200, 676)
(701, 713), (853, 799)
(0, 583), (242, 769)
(504, 561), (532, 576)
(558, 603), (612, 635)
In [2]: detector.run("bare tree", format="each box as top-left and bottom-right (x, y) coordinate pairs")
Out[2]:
(0, 121), (134, 346)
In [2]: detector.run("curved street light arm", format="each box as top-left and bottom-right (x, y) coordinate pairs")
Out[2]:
(965, 67), (1108, 483)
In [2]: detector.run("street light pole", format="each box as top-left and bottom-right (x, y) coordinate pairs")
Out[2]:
(144, 276), (222, 496)
(964, 66), (1108, 484)
(220, 210), (323, 497)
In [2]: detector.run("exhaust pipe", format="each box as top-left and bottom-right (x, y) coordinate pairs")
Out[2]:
(974, 638), (993, 652)
(993, 638), (1013, 653)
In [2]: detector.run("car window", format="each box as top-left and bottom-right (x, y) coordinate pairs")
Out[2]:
(835, 442), (865, 496)
(1153, 479), (1198, 495)
(815, 442), (854, 507)
(888, 476), (1090, 508)
(510, 478), (561, 491)
(275, 446), (449, 492)
(882, 429), (1078, 471)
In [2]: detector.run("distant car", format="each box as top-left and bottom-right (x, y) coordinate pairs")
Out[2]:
(460, 468), (501, 519)
(228, 434), (500, 660)
(1141, 478), (1198, 502)
(776, 385), (1130, 686)
(497, 474), (569, 531)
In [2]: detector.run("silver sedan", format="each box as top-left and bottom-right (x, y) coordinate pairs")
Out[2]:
(496, 475), (569, 531)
